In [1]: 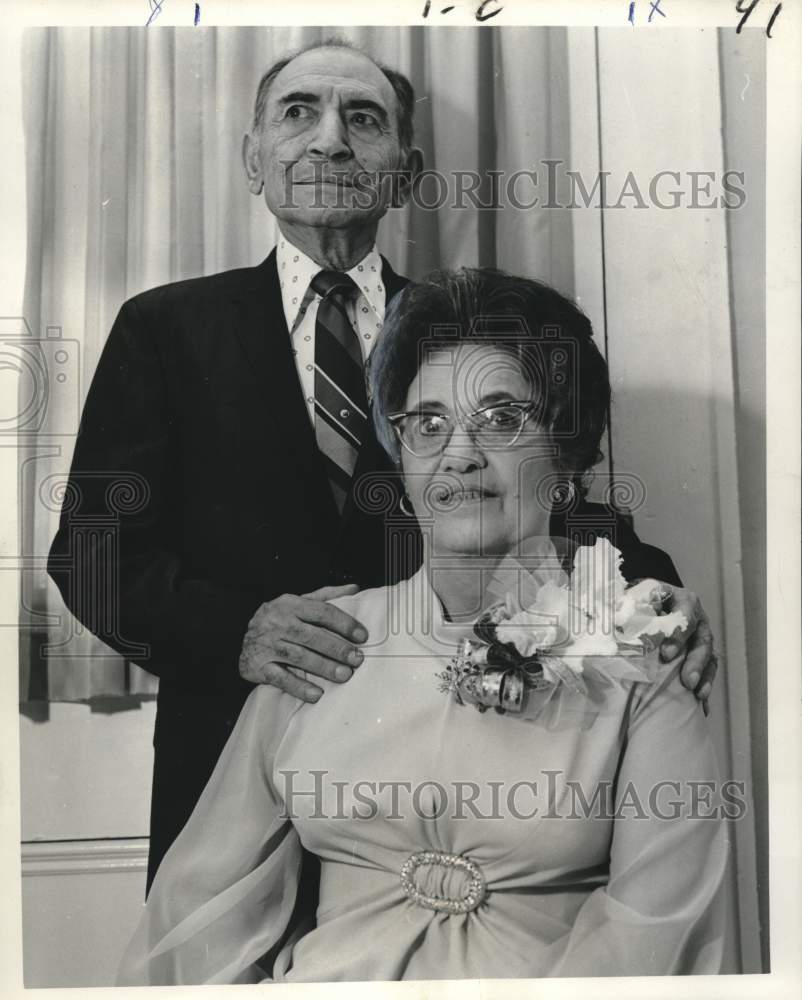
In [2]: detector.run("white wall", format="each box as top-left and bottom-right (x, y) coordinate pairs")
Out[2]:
(22, 839), (148, 988)
(20, 701), (155, 986)
(588, 27), (764, 973)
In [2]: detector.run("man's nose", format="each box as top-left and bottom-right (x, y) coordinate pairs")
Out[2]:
(307, 108), (352, 160)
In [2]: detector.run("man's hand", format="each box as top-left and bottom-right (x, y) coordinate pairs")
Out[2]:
(239, 584), (368, 702)
(653, 584), (718, 716)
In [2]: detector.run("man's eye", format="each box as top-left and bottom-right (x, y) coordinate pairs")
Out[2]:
(285, 105), (314, 121)
(348, 111), (379, 129)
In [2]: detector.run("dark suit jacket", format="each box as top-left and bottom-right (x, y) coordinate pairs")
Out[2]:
(47, 250), (681, 892)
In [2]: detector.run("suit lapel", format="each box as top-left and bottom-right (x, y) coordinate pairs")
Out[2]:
(229, 250), (411, 584)
(380, 255), (409, 305)
(229, 251), (340, 535)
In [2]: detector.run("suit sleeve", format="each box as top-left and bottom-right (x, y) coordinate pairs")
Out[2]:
(47, 296), (263, 687)
(561, 501), (683, 587)
(619, 530), (683, 587)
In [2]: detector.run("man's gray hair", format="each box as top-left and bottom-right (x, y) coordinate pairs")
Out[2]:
(250, 37), (416, 152)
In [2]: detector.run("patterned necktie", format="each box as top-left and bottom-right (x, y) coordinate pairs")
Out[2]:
(311, 270), (369, 514)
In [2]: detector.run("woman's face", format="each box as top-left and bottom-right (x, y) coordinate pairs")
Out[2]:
(399, 343), (559, 557)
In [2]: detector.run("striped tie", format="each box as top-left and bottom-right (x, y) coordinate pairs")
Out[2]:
(311, 270), (369, 513)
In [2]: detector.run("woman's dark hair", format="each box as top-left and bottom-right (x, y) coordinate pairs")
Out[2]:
(368, 267), (611, 496)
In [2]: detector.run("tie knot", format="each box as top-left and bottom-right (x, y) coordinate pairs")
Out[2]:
(311, 270), (358, 301)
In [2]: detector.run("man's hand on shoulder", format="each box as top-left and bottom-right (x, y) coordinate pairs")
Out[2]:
(652, 583), (718, 716)
(239, 584), (368, 702)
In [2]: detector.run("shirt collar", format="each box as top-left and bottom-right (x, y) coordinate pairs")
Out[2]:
(276, 234), (385, 332)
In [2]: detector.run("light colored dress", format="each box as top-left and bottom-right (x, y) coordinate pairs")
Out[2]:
(117, 566), (728, 984)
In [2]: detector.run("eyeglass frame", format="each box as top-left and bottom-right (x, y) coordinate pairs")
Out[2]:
(387, 399), (543, 458)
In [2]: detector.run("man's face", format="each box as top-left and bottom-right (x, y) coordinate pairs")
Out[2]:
(248, 47), (409, 231)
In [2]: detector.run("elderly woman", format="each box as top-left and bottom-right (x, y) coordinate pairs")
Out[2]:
(118, 269), (727, 984)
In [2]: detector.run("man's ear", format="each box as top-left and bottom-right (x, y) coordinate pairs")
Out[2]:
(242, 132), (264, 195)
(393, 146), (424, 208)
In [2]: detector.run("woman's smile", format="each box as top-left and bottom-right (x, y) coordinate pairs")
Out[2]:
(437, 484), (498, 506)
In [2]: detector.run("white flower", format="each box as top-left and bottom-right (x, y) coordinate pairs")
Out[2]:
(500, 616), (562, 658)
(497, 581), (571, 657)
(572, 537), (627, 619)
(614, 577), (688, 645)
(562, 625), (619, 664)
(484, 539), (688, 683)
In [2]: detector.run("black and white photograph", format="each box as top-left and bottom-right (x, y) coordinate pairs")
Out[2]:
(1, 0), (799, 994)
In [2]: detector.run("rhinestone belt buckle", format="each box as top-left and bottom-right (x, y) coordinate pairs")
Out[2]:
(400, 850), (487, 914)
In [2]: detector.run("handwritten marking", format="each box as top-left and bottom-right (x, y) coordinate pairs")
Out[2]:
(766, 1), (782, 35)
(194, 3), (200, 24)
(735, 0), (782, 36)
(735, 0), (759, 30)
(145, 0), (164, 25)
(476, 0), (503, 19)
(421, 0), (503, 19)
(648, 0), (666, 21)
(628, 1), (636, 25)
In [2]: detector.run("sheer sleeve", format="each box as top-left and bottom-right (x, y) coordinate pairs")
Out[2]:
(116, 686), (305, 985)
(548, 663), (729, 976)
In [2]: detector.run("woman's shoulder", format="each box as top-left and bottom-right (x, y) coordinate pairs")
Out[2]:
(328, 575), (413, 635)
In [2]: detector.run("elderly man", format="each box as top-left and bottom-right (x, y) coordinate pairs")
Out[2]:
(47, 40), (715, 893)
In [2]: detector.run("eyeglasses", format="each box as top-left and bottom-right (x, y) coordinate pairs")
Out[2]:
(387, 401), (539, 458)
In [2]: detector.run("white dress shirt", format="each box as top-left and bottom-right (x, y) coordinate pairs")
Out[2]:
(276, 235), (386, 423)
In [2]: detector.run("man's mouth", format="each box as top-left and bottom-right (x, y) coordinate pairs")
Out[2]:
(293, 178), (355, 188)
